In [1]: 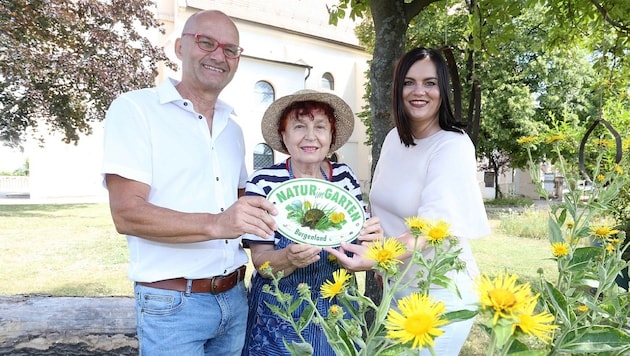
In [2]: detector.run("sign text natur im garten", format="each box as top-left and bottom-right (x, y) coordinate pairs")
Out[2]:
(267, 178), (365, 247)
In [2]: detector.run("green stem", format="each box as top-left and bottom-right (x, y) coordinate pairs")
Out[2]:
(500, 338), (514, 356)
(487, 330), (497, 356)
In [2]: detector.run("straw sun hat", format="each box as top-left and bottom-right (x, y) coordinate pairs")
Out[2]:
(261, 89), (355, 154)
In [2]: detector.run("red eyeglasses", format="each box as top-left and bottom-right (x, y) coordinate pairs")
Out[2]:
(181, 33), (244, 59)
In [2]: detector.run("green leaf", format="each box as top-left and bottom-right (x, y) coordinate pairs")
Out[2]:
(377, 343), (413, 356)
(296, 304), (315, 332)
(568, 246), (603, 271)
(323, 324), (357, 356)
(557, 207), (567, 225)
(548, 215), (564, 243)
(507, 338), (535, 354)
(542, 280), (570, 325)
(509, 350), (546, 356)
(287, 297), (304, 314)
(265, 303), (290, 320)
(283, 340), (314, 356)
(556, 325), (630, 353)
(493, 320), (515, 349)
(443, 309), (478, 323)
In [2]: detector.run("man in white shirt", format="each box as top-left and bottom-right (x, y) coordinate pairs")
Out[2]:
(101, 10), (277, 355)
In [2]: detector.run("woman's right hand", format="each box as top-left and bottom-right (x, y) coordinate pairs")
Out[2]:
(397, 231), (427, 258)
(285, 243), (322, 268)
(357, 217), (384, 245)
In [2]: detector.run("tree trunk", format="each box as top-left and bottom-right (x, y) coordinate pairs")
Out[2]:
(364, 1), (408, 324)
(364, 0), (440, 326)
(367, 0), (406, 178)
(0, 295), (137, 355)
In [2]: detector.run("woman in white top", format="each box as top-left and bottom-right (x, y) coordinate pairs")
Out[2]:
(369, 47), (491, 355)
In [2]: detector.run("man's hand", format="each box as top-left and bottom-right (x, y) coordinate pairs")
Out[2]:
(214, 196), (278, 239)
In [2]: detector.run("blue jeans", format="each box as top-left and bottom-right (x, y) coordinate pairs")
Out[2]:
(392, 273), (478, 356)
(134, 281), (248, 356)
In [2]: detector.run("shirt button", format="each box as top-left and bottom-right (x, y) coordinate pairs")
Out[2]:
(225, 240), (228, 244)
(198, 115), (203, 120)
(216, 177), (219, 181)
(223, 269), (228, 274)
(220, 208), (224, 212)
(183, 102), (188, 106)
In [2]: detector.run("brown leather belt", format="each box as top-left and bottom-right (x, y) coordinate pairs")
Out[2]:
(137, 265), (246, 294)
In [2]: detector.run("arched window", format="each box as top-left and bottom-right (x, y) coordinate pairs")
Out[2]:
(254, 81), (274, 109)
(253, 143), (274, 169)
(321, 72), (334, 91)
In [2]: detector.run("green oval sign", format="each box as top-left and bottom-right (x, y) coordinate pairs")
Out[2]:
(267, 178), (366, 247)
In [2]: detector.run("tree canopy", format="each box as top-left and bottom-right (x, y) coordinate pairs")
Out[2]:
(329, 0), (629, 184)
(329, 0), (629, 307)
(0, 0), (176, 146)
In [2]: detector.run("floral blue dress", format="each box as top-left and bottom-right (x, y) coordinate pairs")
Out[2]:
(241, 161), (366, 356)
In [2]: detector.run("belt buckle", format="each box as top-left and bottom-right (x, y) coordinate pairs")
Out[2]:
(210, 275), (220, 294)
(210, 267), (243, 294)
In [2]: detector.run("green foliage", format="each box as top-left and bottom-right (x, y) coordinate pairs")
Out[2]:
(608, 136), (630, 261)
(0, 0), (177, 145)
(498, 208), (550, 240)
(262, 223), (472, 355)
(521, 130), (630, 355)
(327, 0), (370, 26)
(333, 0), (629, 183)
(484, 196), (534, 207)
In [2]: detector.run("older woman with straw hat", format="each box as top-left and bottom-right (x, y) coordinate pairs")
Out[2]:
(241, 89), (382, 356)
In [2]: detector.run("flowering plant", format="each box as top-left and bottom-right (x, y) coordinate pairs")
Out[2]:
(509, 124), (630, 355)
(261, 218), (475, 355)
(260, 123), (630, 355)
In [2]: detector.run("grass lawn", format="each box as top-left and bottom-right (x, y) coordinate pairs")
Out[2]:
(0, 202), (558, 353)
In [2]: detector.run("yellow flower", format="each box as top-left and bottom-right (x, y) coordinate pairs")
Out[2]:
(590, 225), (620, 239)
(385, 293), (448, 349)
(260, 261), (271, 273)
(565, 221), (575, 229)
(366, 238), (406, 271)
(615, 164), (623, 175)
(546, 134), (566, 143)
(566, 236), (581, 245)
(605, 243), (615, 254)
(477, 272), (536, 325)
(577, 304), (588, 313)
(329, 304), (343, 317)
(513, 299), (557, 344)
(320, 269), (352, 300)
(517, 136), (536, 144)
(327, 253), (337, 262)
(596, 174), (605, 182)
(421, 220), (451, 244)
(303, 200), (312, 209)
(405, 216), (428, 233)
(330, 211), (345, 224)
(551, 242), (570, 258)
(596, 139), (611, 147)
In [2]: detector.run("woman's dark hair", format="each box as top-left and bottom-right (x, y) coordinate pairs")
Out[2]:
(392, 47), (464, 146)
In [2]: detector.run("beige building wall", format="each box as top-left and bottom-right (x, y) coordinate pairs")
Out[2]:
(157, 0), (373, 189)
(18, 0), (373, 200)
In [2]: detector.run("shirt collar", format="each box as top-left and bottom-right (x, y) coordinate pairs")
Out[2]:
(157, 78), (236, 117)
